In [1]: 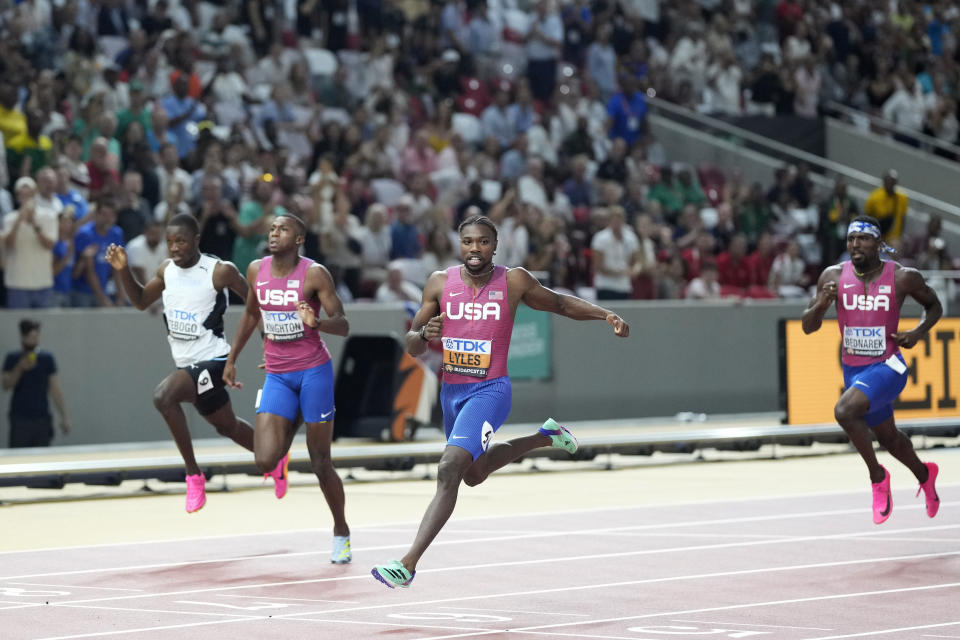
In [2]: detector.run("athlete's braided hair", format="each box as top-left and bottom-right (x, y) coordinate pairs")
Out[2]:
(458, 214), (498, 241)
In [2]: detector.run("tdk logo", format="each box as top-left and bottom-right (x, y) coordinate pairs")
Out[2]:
(264, 311), (299, 322)
(841, 294), (890, 311)
(846, 327), (883, 338)
(443, 338), (489, 352)
(169, 310), (198, 321)
(445, 301), (501, 321)
(258, 289), (298, 306)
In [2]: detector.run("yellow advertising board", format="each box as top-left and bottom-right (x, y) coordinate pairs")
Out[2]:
(780, 318), (960, 424)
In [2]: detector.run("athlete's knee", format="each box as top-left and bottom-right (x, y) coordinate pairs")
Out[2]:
(436, 458), (467, 488)
(152, 385), (176, 413)
(834, 399), (862, 425)
(254, 450), (282, 474)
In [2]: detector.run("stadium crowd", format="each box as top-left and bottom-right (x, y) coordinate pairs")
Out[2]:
(0, 0), (956, 308)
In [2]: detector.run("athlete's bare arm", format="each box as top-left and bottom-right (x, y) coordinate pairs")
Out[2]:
(892, 266), (942, 348)
(223, 260), (263, 388)
(509, 267), (629, 337)
(212, 260), (249, 301)
(801, 265), (842, 334)
(298, 264), (349, 336)
(407, 271), (447, 356)
(105, 244), (166, 310)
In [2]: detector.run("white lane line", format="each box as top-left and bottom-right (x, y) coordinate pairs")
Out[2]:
(35, 538), (960, 608)
(4, 505), (956, 581)
(55, 603), (261, 618)
(437, 606), (590, 617)
(5, 486), (958, 556)
(7, 582), (142, 591)
(220, 594), (360, 604)
(406, 583), (960, 640)
(804, 620), (960, 639)
(35, 618), (258, 640)
(669, 618), (834, 630)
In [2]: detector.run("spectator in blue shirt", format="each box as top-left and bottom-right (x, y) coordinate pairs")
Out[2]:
(389, 195), (421, 260)
(54, 162), (90, 224)
(52, 209), (76, 308)
(72, 198), (124, 307)
(562, 155), (593, 207)
(160, 75), (206, 159)
(606, 74), (647, 147)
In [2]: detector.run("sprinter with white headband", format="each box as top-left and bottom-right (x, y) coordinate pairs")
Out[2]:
(802, 215), (943, 524)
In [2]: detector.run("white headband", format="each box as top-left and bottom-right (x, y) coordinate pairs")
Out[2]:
(847, 221), (881, 238)
(847, 220), (896, 254)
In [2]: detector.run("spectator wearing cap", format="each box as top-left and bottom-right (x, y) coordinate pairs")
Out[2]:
(2, 319), (71, 447)
(54, 161), (91, 224)
(432, 50), (462, 101)
(864, 169), (908, 241)
(161, 74), (206, 159)
(116, 81), (152, 141)
(390, 195), (422, 260)
(2, 177), (58, 308)
(525, 0), (564, 104)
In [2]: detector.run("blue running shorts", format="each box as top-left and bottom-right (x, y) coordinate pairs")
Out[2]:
(258, 360), (335, 423)
(842, 353), (908, 427)
(441, 376), (512, 460)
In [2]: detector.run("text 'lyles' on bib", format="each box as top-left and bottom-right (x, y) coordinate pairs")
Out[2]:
(843, 325), (886, 357)
(261, 309), (305, 342)
(166, 308), (204, 340)
(442, 336), (492, 378)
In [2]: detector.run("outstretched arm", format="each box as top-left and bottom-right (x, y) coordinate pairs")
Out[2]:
(105, 244), (166, 310)
(802, 267), (839, 334)
(892, 268), (943, 348)
(223, 261), (262, 388)
(515, 268), (629, 337)
(407, 271), (446, 356)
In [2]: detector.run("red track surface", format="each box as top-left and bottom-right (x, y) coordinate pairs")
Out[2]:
(2, 487), (958, 640)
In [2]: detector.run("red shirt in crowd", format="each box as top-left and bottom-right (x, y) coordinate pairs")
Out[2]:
(716, 251), (753, 289)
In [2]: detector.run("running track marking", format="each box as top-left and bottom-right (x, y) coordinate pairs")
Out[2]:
(3, 501), (958, 581)
(408, 583), (960, 639)
(13, 548), (960, 639)
(669, 619), (835, 630)
(6, 483), (959, 557)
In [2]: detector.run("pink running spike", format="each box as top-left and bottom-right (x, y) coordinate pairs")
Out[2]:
(871, 466), (891, 524)
(185, 473), (206, 513)
(265, 454), (290, 499)
(915, 462), (940, 518)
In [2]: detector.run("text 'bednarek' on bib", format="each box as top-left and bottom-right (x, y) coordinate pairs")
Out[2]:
(843, 325), (886, 357)
(442, 336), (492, 378)
(261, 309), (305, 342)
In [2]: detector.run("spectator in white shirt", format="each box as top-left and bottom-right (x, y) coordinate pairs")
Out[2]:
(375, 260), (423, 303)
(2, 177), (58, 308)
(591, 206), (640, 300)
(125, 220), (168, 311)
(768, 238), (810, 298)
(357, 203), (392, 293)
(685, 261), (722, 300)
(882, 75), (928, 133)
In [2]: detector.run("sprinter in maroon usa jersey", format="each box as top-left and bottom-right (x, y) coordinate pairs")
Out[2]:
(803, 215), (942, 525)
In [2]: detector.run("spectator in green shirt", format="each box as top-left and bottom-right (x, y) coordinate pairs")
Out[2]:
(739, 182), (774, 246)
(231, 175), (283, 273)
(646, 166), (685, 219)
(676, 169), (707, 207)
(116, 82), (152, 140)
